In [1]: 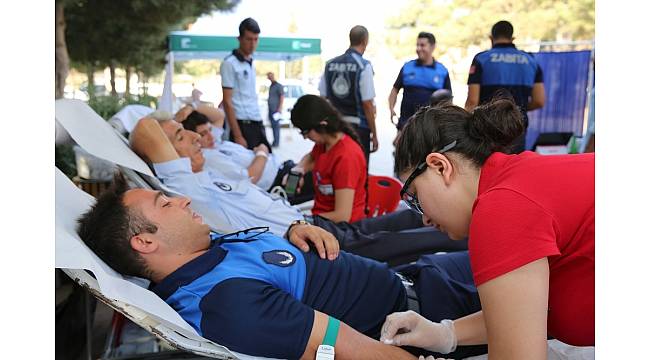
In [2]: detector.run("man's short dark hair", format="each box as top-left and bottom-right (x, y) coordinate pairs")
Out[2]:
(349, 25), (369, 46)
(76, 173), (157, 279)
(417, 31), (436, 45)
(183, 111), (210, 133)
(239, 17), (260, 36)
(491, 20), (514, 39)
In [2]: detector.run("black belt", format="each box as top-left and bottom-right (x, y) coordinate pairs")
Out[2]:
(237, 119), (262, 125)
(396, 272), (419, 313)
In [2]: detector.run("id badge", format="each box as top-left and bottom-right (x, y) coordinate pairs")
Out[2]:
(318, 184), (334, 195)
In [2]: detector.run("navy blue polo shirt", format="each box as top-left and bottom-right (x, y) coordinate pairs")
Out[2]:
(151, 230), (407, 359)
(394, 59), (452, 128)
(467, 43), (543, 121)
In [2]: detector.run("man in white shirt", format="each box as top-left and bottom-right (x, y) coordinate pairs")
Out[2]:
(130, 117), (467, 265)
(220, 17), (271, 151)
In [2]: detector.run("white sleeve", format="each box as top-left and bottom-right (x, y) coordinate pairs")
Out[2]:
(153, 158), (235, 233)
(153, 158), (211, 200)
(203, 149), (249, 181)
(211, 126), (225, 145)
(220, 60), (235, 89)
(359, 63), (376, 101)
(318, 72), (327, 96)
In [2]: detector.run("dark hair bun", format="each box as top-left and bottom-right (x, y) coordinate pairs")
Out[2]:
(468, 96), (525, 151)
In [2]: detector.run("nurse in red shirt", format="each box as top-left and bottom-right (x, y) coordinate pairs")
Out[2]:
(380, 98), (594, 358)
(289, 95), (367, 223)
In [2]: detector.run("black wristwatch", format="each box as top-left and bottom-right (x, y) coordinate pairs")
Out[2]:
(285, 219), (309, 239)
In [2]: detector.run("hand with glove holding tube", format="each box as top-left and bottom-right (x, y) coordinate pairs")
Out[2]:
(380, 310), (457, 354)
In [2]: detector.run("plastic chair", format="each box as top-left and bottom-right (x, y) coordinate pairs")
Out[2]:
(366, 175), (403, 218)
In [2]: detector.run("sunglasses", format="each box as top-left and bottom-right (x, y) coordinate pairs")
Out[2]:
(400, 140), (457, 214)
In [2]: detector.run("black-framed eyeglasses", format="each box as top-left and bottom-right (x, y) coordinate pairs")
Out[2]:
(298, 127), (311, 136)
(400, 140), (457, 214)
(214, 226), (270, 244)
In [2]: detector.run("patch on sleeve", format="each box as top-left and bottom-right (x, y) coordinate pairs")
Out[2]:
(262, 250), (296, 267)
(213, 182), (232, 192)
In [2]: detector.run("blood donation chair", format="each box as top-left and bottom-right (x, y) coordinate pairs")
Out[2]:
(56, 168), (279, 360)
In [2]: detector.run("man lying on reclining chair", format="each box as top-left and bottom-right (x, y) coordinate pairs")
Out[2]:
(129, 116), (467, 266)
(77, 173), (483, 359)
(172, 106), (294, 193)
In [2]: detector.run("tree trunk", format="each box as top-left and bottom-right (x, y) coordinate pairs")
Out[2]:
(140, 71), (148, 95)
(109, 62), (117, 96)
(86, 64), (95, 97)
(55, 1), (70, 99)
(125, 67), (131, 97)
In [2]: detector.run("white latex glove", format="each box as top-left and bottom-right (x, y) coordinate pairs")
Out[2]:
(418, 356), (452, 360)
(380, 311), (457, 354)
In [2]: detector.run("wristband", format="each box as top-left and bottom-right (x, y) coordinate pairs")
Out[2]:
(322, 316), (340, 347)
(255, 150), (268, 159)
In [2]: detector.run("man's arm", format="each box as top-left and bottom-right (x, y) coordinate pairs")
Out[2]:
(360, 64), (378, 152)
(318, 188), (355, 223)
(276, 86), (284, 113)
(196, 104), (226, 129)
(478, 257), (550, 359)
(388, 87), (399, 125)
(527, 83), (545, 110)
(129, 117), (179, 163)
(220, 60), (246, 147)
(303, 310), (417, 360)
(465, 57), (482, 112)
(465, 84), (480, 112)
(222, 88), (246, 147)
(246, 144), (270, 184)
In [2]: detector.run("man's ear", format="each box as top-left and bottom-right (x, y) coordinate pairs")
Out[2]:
(130, 233), (159, 255)
(425, 152), (454, 185)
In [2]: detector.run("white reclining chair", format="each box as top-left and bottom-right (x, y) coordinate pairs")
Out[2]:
(56, 168), (275, 359)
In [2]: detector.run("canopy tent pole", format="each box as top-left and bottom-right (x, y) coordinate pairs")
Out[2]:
(302, 57), (308, 83)
(160, 52), (175, 112)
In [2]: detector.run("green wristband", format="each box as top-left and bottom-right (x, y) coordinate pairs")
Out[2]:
(322, 316), (340, 347)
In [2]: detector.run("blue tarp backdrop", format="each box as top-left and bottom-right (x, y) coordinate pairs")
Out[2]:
(526, 50), (592, 149)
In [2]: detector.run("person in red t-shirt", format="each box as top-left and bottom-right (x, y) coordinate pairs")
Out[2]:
(380, 97), (594, 358)
(289, 95), (368, 223)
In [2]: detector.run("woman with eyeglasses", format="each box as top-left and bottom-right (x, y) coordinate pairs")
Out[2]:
(289, 95), (368, 223)
(380, 98), (594, 358)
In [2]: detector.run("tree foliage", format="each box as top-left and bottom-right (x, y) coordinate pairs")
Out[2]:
(385, 0), (594, 59)
(65, 0), (239, 84)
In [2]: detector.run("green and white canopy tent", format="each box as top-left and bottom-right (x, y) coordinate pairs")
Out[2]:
(160, 31), (321, 112)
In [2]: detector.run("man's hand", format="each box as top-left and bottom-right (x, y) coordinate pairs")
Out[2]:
(371, 131), (379, 153)
(381, 311), (457, 354)
(233, 134), (248, 147)
(175, 105), (194, 123)
(288, 224), (339, 260)
(390, 109), (398, 125)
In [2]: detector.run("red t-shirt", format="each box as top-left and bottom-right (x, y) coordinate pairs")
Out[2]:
(469, 151), (594, 346)
(310, 134), (367, 222)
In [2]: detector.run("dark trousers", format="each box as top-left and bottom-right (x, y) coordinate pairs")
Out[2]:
(350, 123), (371, 165)
(268, 110), (281, 147)
(313, 209), (468, 266)
(231, 120), (272, 152)
(396, 251), (487, 359)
